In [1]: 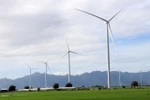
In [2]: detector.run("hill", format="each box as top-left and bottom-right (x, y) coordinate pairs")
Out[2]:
(0, 71), (150, 89)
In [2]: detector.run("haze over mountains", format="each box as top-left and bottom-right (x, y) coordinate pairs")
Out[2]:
(0, 71), (150, 89)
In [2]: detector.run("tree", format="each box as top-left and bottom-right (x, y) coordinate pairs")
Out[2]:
(122, 86), (126, 88)
(8, 85), (16, 91)
(37, 87), (40, 91)
(131, 81), (138, 88)
(53, 83), (59, 89)
(65, 83), (73, 87)
(24, 86), (29, 89)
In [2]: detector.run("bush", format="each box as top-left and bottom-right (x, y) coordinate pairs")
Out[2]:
(24, 86), (29, 89)
(98, 87), (101, 90)
(77, 87), (90, 90)
(131, 81), (138, 88)
(122, 86), (126, 88)
(53, 83), (59, 89)
(37, 88), (40, 91)
(65, 83), (73, 87)
(8, 85), (16, 91)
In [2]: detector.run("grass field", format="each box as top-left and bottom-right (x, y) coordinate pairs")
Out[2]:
(0, 89), (150, 100)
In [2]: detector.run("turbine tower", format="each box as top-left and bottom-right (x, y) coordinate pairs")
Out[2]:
(25, 63), (36, 90)
(119, 70), (122, 87)
(140, 70), (143, 86)
(61, 40), (82, 83)
(76, 9), (122, 88)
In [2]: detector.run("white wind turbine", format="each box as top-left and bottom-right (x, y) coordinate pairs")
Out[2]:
(76, 8), (122, 89)
(25, 63), (37, 90)
(61, 40), (82, 83)
(39, 60), (52, 88)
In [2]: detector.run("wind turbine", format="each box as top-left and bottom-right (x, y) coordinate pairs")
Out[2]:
(39, 60), (51, 88)
(76, 8), (122, 88)
(61, 40), (82, 83)
(25, 63), (37, 90)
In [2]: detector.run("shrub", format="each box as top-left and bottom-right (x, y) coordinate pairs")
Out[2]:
(131, 81), (138, 88)
(37, 88), (40, 91)
(24, 86), (29, 89)
(8, 85), (16, 91)
(53, 83), (59, 89)
(122, 86), (126, 88)
(98, 87), (101, 90)
(65, 83), (73, 87)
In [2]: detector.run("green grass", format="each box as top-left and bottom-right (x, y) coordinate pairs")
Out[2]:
(0, 89), (150, 100)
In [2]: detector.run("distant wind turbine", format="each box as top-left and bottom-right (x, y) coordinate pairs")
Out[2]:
(39, 60), (51, 88)
(25, 63), (37, 90)
(61, 40), (82, 83)
(76, 8), (122, 88)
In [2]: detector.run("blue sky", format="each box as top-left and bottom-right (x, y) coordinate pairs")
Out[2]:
(0, 0), (150, 79)
(116, 33), (150, 45)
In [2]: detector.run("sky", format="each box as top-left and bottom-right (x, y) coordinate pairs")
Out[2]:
(0, 0), (150, 79)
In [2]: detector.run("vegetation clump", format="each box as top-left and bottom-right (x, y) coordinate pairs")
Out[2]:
(24, 86), (29, 89)
(131, 81), (138, 88)
(37, 88), (40, 91)
(53, 83), (59, 90)
(122, 86), (126, 88)
(8, 85), (16, 91)
(65, 83), (73, 87)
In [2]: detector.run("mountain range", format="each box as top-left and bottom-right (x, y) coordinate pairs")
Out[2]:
(0, 71), (150, 89)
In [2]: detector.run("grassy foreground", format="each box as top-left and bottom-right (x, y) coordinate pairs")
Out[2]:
(0, 89), (150, 100)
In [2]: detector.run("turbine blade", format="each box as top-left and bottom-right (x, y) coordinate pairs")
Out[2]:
(38, 61), (46, 64)
(66, 39), (70, 51)
(60, 52), (68, 59)
(108, 23), (113, 36)
(47, 64), (53, 74)
(75, 8), (108, 22)
(70, 51), (83, 56)
(108, 23), (118, 55)
(31, 68), (38, 70)
(109, 9), (122, 22)
(46, 59), (50, 63)
(25, 62), (31, 69)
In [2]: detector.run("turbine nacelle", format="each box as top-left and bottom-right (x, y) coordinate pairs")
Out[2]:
(104, 21), (108, 24)
(104, 22), (107, 24)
